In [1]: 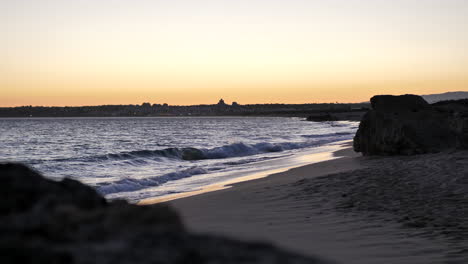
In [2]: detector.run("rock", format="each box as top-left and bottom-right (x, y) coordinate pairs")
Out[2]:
(0, 163), (107, 215)
(0, 163), (327, 264)
(354, 94), (468, 155)
(370, 94), (429, 112)
(306, 113), (338, 122)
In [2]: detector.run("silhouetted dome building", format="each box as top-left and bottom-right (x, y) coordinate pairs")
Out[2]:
(232, 101), (239, 106)
(217, 99), (226, 105)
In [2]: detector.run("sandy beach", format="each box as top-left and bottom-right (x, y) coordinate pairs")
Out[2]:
(3, 0), (468, 262)
(165, 146), (468, 264)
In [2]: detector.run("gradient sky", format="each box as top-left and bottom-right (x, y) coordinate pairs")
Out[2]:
(2, 0), (468, 106)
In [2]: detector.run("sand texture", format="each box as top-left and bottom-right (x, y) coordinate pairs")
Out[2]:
(170, 148), (468, 264)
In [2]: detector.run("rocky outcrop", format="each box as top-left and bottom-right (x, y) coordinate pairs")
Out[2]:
(306, 111), (367, 122)
(306, 113), (338, 122)
(354, 94), (468, 155)
(0, 163), (326, 264)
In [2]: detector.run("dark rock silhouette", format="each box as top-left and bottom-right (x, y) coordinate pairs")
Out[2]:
(306, 113), (338, 122)
(0, 163), (327, 264)
(354, 94), (468, 155)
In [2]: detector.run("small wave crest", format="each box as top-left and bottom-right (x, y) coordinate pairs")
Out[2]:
(106, 142), (297, 162)
(97, 167), (208, 195)
(104, 147), (206, 161)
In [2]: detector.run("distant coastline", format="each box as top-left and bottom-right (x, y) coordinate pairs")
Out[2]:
(0, 101), (370, 120)
(3, 91), (466, 119)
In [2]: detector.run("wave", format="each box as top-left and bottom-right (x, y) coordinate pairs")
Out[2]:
(94, 142), (290, 162)
(96, 137), (352, 195)
(43, 147), (206, 163)
(104, 147), (206, 161)
(35, 133), (353, 165)
(97, 167), (208, 195)
(99, 140), (327, 161)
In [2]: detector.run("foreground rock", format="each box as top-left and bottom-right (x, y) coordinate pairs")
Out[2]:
(354, 94), (468, 155)
(0, 163), (326, 264)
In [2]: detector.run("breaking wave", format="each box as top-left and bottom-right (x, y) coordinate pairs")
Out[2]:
(32, 132), (354, 167)
(55, 137), (348, 165)
(97, 167), (208, 195)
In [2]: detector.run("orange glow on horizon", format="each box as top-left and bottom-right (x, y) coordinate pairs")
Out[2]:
(2, 76), (467, 107)
(2, 0), (468, 107)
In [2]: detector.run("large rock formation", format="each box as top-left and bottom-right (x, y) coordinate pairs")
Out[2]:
(354, 94), (468, 155)
(0, 163), (326, 264)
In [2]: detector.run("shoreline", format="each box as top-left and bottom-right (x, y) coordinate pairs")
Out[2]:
(138, 140), (355, 205)
(166, 147), (366, 264)
(165, 147), (468, 263)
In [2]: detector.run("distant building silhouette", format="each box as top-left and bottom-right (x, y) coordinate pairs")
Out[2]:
(0, 101), (371, 118)
(217, 99), (226, 106)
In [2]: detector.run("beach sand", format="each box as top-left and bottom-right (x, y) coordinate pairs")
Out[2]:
(153, 145), (468, 264)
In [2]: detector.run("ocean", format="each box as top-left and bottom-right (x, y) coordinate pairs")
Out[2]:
(0, 117), (358, 202)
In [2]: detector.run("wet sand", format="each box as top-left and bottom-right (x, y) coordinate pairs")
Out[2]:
(165, 147), (468, 264)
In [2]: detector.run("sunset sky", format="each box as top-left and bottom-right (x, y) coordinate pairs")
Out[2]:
(2, 0), (468, 106)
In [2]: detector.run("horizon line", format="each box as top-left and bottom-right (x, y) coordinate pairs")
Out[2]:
(1, 101), (371, 108)
(3, 90), (467, 108)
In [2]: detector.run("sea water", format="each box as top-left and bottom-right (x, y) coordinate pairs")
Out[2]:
(0, 117), (358, 202)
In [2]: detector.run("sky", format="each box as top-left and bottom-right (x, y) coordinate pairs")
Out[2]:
(1, 0), (468, 106)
